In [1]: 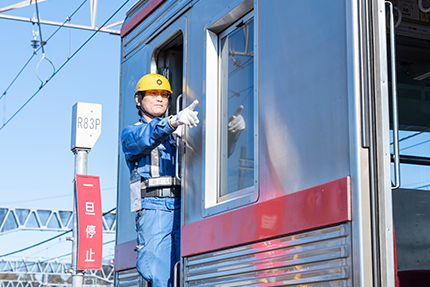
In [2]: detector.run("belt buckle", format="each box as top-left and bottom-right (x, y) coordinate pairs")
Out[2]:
(161, 188), (169, 197)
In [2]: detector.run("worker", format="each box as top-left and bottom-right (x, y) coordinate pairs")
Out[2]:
(121, 73), (245, 286)
(121, 74), (199, 287)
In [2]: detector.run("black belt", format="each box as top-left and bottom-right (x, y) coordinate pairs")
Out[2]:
(140, 176), (181, 198)
(141, 185), (180, 198)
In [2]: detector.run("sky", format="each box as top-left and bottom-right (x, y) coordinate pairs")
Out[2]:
(0, 0), (135, 267)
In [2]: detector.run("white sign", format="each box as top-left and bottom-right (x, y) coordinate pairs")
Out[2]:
(71, 102), (102, 150)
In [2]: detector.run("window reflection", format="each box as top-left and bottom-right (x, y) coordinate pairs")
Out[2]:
(219, 17), (254, 196)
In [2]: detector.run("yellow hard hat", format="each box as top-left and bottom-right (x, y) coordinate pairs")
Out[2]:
(135, 74), (173, 94)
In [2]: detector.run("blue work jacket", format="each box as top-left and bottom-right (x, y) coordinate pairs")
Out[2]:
(121, 116), (180, 210)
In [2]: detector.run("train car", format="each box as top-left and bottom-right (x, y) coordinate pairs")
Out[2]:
(114, 0), (430, 286)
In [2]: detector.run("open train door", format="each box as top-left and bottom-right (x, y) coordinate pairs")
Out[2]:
(115, 3), (187, 285)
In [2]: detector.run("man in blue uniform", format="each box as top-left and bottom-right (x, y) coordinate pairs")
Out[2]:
(121, 74), (199, 287)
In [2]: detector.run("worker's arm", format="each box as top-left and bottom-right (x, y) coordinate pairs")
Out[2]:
(121, 117), (175, 162)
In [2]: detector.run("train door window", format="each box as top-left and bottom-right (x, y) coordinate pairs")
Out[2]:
(204, 2), (256, 215)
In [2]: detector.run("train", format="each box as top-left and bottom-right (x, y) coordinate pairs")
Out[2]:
(114, 0), (430, 286)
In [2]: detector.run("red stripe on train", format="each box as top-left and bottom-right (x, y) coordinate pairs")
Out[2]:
(182, 176), (351, 257)
(120, 0), (165, 38)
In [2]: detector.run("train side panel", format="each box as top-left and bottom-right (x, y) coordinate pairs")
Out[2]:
(114, 0), (393, 286)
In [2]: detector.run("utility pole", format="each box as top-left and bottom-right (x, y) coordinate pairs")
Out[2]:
(69, 102), (102, 287)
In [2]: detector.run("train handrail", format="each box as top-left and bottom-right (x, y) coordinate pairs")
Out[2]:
(175, 94), (183, 181)
(173, 261), (180, 287)
(387, 1), (401, 190)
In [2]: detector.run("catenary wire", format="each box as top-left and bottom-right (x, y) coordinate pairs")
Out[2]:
(0, 230), (72, 257)
(3, 194), (71, 205)
(0, 0), (88, 102)
(400, 137), (430, 151)
(390, 131), (423, 146)
(26, 237), (64, 258)
(0, 0), (129, 132)
(2, 186), (116, 205)
(0, 208), (116, 258)
(42, 239), (115, 262)
(3, 240), (116, 273)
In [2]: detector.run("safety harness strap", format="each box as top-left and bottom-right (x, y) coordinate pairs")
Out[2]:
(141, 148), (180, 198)
(150, 148), (160, 177)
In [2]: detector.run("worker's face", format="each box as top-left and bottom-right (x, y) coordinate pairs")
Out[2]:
(135, 90), (169, 118)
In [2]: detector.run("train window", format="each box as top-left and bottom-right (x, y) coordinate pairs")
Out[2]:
(219, 14), (254, 199)
(204, 6), (257, 215)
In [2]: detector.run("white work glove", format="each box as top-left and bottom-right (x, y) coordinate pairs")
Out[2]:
(170, 100), (199, 128)
(228, 105), (245, 134)
(172, 125), (183, 138)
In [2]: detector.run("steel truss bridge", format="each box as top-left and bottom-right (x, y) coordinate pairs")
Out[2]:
(0, 207), (116, 286)
(0, 207), (116, 234)
(0, 259), (114, 287)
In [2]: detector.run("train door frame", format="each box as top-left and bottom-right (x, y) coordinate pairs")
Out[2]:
(365, 1), (397, 286)
(116, 15), (188, 286)
(147, 27), (187, 287)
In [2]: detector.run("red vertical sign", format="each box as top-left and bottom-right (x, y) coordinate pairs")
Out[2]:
(76, 174), (103, 270)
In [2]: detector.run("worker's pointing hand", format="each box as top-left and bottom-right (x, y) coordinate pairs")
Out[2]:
(187, 100), (199, 111)
(228, 105), (245, 134)
(171, 100), (199, 128)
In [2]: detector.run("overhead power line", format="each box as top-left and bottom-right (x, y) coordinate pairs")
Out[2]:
(390, 131), (423, 146)
(2, 194), (71, 205)
(401, 137), (430, 151)
(0, 0), (130, 132)
(0, 230), (72, 257)
(0, 208), (116, 258)
(1, 240), (116, 273)
(43, 239), (115, 262)
(0, 0), (88, 102)
(2, 186), (116, 205)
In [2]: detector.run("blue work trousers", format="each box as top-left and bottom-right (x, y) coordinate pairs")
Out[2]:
(135, 208), (180, 287)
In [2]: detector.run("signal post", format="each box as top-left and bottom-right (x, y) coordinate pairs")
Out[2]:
(70, 102), (102, 287)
